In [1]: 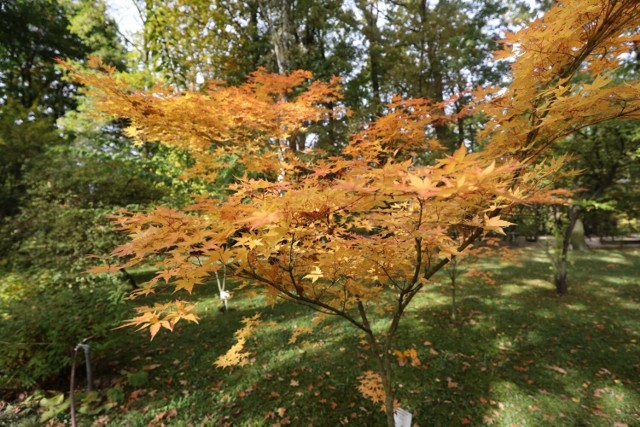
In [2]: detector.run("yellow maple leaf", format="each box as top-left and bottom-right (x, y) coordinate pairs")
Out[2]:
(357, 371), (385, 407)
(483, 214), (515, 236)
(303, 266), (323, 283)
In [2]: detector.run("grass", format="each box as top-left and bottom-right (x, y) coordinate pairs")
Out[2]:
(1, 247), (639, 426)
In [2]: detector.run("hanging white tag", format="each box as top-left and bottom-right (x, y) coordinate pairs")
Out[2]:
(394, 407), (412, 427)
(219, 290), (230, 300)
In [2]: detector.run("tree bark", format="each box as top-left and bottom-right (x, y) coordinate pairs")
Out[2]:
(364, 331), (395, 427)
(263, 0), (292, 75)
(555, 207), (579, 295)
(358, 0), (382, 113)
(120, 268), (138, 289)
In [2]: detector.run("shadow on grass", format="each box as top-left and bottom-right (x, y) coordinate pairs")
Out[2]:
(89, 280), (391, 426)
(397, 248), (640, 426)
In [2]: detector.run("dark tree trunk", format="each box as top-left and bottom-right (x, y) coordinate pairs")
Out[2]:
(555, 207), (579, 295)
(358, 0), (382, 113)
(120, 268), (138, 289)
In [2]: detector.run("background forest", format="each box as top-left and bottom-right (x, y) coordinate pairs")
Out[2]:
(0, 0), (639, 426)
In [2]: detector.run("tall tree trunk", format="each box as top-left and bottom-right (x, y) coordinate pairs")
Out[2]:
(263, 0), (291, 75)
(358, 0), (382, 114)
(426, 47), (451, 150)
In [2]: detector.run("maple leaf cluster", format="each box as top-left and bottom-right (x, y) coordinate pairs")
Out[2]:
(214, 314), (261, 368)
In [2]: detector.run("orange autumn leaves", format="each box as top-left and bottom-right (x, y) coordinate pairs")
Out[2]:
(65, 60), (344, 179)
(79, 0), (640, 341)
(100, 143), (534, 322)
(478, 0), (640, 160)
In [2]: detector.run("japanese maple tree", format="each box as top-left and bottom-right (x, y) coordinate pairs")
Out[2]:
(70, 1), (640, 424)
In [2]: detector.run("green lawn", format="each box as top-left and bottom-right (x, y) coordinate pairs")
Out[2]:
(2, 247), (639, 426)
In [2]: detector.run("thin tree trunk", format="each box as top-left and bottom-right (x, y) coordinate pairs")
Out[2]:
(555, 207), (579, 295)
(450, 259), (457, 321)
(364, 331), (395, 427)
(358, 301), (395, 427)
(120, 268), (138, 289)
(358, 0), (382, 113)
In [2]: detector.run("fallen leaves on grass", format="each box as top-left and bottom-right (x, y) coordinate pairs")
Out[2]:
(549, 366), (567, 375)
(141, 364), (161, 371)
(152, 407), (177, 423)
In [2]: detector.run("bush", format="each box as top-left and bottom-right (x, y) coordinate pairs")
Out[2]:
(0, 271), (130, 390)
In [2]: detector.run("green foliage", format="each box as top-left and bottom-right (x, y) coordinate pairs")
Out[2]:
(0, 142), (169, 271)
(38, 393), (70, 423)
(0, 105), (62, 219)
(124, 370), (149, 388)
(0, 137), (176, 390)
(0, 0), (87, 116)
(0, 272), (131, 388)
(61, 0), (127, 69)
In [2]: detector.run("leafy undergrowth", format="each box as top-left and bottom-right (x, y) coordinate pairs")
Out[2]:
(1, 248), (639, 426)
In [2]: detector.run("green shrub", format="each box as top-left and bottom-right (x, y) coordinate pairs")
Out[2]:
(0, 271), (130, 389)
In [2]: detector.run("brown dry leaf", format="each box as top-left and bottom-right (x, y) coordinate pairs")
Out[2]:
(128, 389), (146, 403)
(447, 377), (458, 389)
(270, 391), (280, 399)
(613, 423), (628, 427)
(142, 364), (161, 371)
(276, 407), (286, 417)
(153, 407), (178, 423)
(290, 379), (299, 387)
(429, 348), (439, 356)
(550, 366), (567, 375)
(93, 415), (110, 427)
(460, 417), (471, 425)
